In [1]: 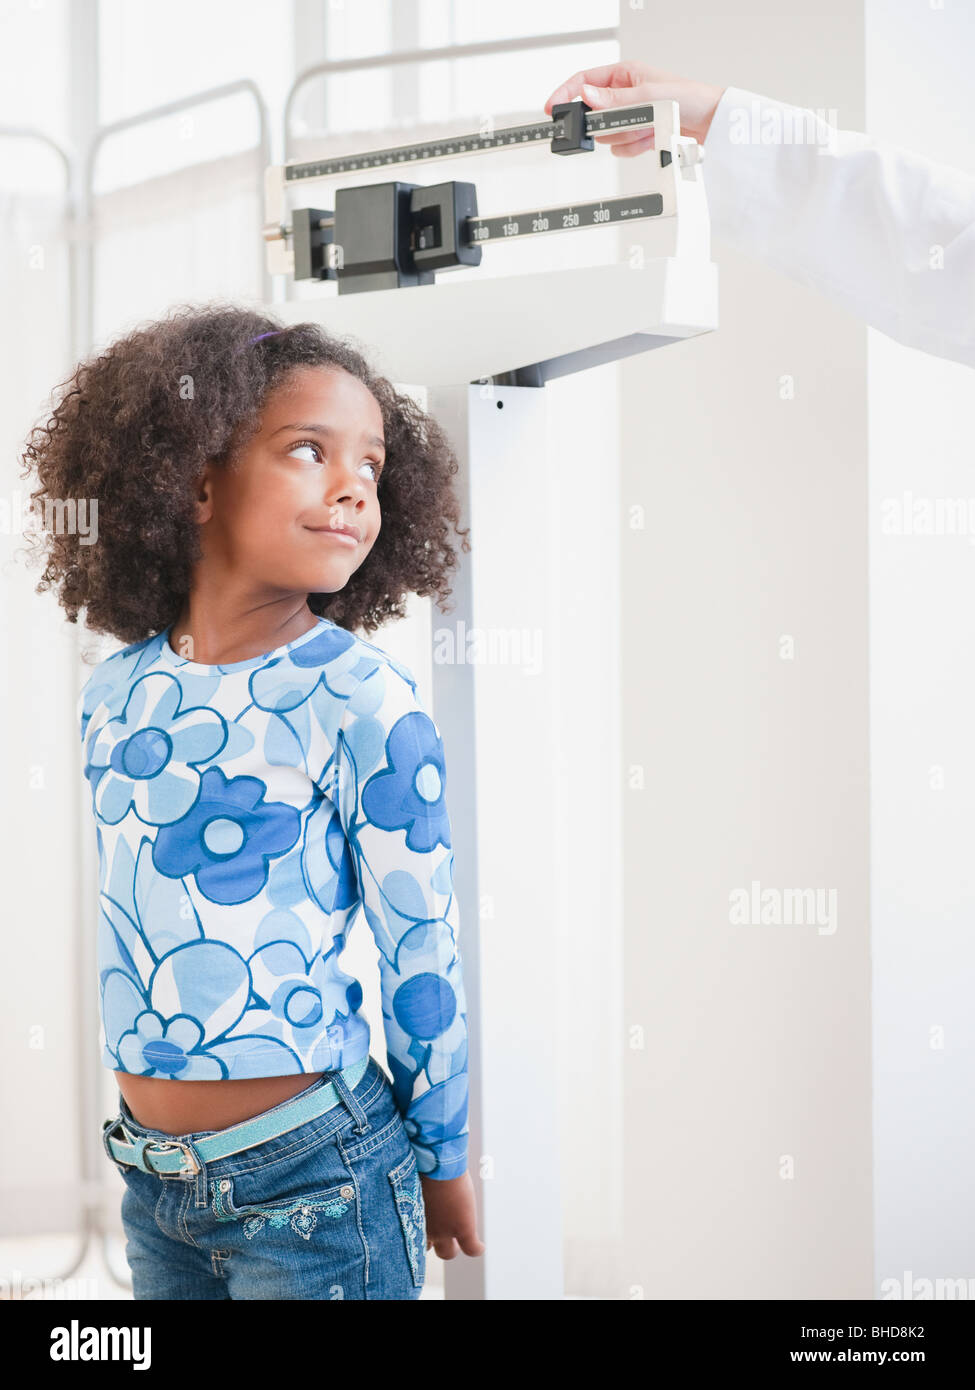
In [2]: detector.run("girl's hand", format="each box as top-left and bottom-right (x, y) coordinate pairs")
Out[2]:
(544, 59), (726, 154)
(420, 1170), (486, 1260)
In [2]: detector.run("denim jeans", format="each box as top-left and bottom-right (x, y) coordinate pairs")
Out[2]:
(101, 1055), (426, 1300)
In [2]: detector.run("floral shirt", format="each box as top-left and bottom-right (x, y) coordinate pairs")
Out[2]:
(78, 616), (470, 1180)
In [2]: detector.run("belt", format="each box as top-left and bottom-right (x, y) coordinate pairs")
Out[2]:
(102, 1055), (370, 1178)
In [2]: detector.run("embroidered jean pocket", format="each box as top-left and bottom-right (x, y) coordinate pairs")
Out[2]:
(387, 1151), (426, 1288)
(211, 1174), (357, 1242)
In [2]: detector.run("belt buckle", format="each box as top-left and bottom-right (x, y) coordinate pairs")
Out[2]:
(143, 1139), (201, 1178)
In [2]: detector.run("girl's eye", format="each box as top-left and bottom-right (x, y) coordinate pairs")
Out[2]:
(288, 441), (321, 464)
(287, 441), (383, 482)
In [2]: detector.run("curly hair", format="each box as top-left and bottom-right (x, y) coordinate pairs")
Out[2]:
(18, 300), (470, 643)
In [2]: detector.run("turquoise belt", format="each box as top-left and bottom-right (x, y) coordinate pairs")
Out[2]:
(102, 1055), (370, 1178)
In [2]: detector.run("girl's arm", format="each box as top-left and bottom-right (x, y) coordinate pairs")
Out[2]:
(331, 660), (470, 1182)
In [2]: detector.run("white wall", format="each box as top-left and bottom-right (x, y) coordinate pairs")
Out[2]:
(865, 0), (975, 1297)
(619, 0), (872, 1298)
(0, 191), (83, 1238)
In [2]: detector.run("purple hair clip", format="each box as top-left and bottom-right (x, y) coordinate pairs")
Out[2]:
(232, 327), (290, 356)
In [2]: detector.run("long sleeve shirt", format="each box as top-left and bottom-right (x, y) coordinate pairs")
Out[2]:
(701, 85), (975, 369)
(78, 616), (470, 1180)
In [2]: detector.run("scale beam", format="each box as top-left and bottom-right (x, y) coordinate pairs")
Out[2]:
(264, 100), (705, 289)
(280, 102), (661, 184)
(262, 97), (716, 381)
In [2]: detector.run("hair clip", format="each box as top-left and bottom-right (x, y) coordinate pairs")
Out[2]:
(232, 327), (290, 356)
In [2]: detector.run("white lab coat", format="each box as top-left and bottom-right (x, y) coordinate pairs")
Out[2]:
(701, 85), (975, 369)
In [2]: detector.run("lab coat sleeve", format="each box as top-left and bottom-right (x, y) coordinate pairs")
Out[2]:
(702, 85), (975, 368)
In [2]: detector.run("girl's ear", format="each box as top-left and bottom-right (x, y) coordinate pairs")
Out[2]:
(194, 462), (216, 524)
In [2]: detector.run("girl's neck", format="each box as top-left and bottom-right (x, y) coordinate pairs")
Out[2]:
(167, 597), (319, 666)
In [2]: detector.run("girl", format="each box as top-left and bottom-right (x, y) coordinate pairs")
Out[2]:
(20, 302), (484, 1299)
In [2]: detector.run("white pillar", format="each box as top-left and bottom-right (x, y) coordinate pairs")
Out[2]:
(865, 0), (975, 1296)
(425, 382), (566, 1299)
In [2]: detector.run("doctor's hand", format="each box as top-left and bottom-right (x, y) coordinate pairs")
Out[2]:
(544, 60), (725, 154)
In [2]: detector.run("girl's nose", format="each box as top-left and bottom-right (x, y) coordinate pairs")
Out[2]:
(324, 456), (368, 502)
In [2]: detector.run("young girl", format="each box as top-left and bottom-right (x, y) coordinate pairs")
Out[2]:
(20, 302), (484, 1300)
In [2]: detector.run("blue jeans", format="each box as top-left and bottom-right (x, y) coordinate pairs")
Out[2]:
(101, 1056), (426, 1300)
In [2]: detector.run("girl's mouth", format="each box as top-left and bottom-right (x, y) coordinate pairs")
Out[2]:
(305, 526), (358, 547)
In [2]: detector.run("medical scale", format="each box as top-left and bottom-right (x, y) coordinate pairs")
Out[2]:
(261, 99), (718, 1300)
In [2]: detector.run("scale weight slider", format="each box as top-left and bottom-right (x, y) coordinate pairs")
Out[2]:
(410, 182), (482, 273)
(290, 207), (337, 282)
(549, 99), (595, 155)
(309, 181), (482, 294)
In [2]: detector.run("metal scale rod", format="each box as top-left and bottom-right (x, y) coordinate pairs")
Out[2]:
(283, 102), (658, 184)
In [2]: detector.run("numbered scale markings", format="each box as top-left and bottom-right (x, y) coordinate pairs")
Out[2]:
(284, 104), (657, 184)
(466, 193), (664, 243)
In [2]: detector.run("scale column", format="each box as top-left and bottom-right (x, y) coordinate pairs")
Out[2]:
(425, 381), (566, 1301)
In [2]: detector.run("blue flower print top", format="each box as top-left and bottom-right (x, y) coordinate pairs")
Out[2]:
(78, 617), (470, 1181)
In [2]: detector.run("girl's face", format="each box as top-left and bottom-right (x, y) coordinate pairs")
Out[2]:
(197, 365), (385, 597)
